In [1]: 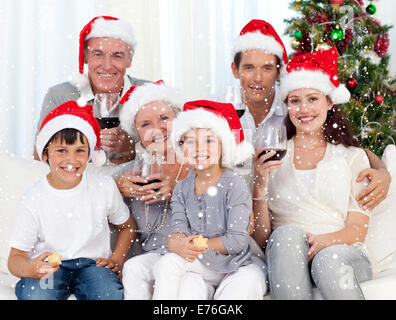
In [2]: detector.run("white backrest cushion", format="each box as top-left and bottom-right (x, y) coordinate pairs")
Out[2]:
(0, 151), (49, 274)
(366, 145), (396, 273)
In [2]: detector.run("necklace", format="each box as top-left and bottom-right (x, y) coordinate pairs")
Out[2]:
(144, 160), (185, 233)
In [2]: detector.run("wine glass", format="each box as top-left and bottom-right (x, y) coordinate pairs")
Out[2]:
(94, 93), (121, 129)
(132, 151), (164, 233)
(216, 85), (247, 119)
(94, 93), (121, 164)
(132, 151), (162, 192)
(255, 123), (287, 162)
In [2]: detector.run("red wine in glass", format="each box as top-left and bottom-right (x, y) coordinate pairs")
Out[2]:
(135, 179), (162, 192)
(236, 109), (245, 118)
(96, 117), (120, 129)
(258, 149), (287, 162)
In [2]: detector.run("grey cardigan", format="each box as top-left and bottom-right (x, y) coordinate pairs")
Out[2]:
(171, 168), (253, 273)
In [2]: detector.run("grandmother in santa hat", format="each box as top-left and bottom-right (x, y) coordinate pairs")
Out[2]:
(34, 16), (149, 165)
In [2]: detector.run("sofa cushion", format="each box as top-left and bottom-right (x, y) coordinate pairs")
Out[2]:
(0, 152), (49, 274)
(365, 145), (396, 273)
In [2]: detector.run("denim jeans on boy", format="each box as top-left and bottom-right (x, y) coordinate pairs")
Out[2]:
(15, 258), (123, 300)
(266, 225), (372, 300)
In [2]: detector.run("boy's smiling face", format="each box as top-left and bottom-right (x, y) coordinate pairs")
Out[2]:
(42, 133), (90, 189)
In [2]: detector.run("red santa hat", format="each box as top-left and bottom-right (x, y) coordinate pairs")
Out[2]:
(78, 16), (137, 74)
(279, 48), (350, 104)
(119, 80), (185, 141)
(36, 100), (106, 166)
(170, 100), (254, 168)
(233, 19), (288, 65)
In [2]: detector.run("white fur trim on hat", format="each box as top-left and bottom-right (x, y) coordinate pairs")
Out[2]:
(170, 109), (254, 169)
(119, 83), (185, 140)
(232, 31), (285, 64)
(86, 17), (137, 51)
(279, 69), (350, 104)
(36, 115), (97, 161)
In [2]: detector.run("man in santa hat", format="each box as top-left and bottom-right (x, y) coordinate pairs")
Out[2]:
(34, 16), (149, 165)
(232, 19), (391, 212)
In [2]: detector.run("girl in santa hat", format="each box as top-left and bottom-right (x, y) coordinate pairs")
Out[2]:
(254, 48), (377, 299)
(151, 100), (267, 300)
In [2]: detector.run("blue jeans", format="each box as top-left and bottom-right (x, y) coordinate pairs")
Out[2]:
(15, 258), (123, 300)
(266, 225), (372, 300)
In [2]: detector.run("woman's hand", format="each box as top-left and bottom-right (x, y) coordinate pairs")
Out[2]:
(167, 233), (205, 262)
(305, 232), (330, 262)
(138, 173), (176, 205)
(253, 149), (282, 194)
(115, 171), (154, 199)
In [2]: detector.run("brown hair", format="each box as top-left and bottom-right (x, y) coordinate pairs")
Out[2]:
(233, 51), (281, 70)
(43, 128), (89, 159)
(285, 106), (361, 148)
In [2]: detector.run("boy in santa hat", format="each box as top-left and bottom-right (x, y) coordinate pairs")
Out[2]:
(8, 100), (135, 300)
(34, 16), (149, 165)
(152, 100), (267, 300)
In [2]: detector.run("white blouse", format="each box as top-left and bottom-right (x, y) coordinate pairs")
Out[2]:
(268, 139), (371, 236)
(295, 169), (316, 194)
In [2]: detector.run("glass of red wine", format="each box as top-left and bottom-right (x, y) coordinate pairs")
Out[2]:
(132, 152), (162, 192)
(94, 93), (121, 129)
(216, 85), (246, 119)
(255, 123), (287, 162)
(94, 93), (121, 164)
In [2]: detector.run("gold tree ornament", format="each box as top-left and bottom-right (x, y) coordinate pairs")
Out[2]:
(290, 38), (301, 50)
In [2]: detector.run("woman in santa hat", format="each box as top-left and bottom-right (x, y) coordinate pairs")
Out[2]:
(254, 48), (375, 299)
(151, 100), (267, 300)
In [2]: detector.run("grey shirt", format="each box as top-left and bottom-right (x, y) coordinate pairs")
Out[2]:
(36, 74), (149, 135)
(171, 168), (252, 273)
(125, 198), (172, 255)
(115, 160), (172, 255)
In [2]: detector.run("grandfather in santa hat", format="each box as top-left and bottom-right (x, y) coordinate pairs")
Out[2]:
(34, 16), (149, 165)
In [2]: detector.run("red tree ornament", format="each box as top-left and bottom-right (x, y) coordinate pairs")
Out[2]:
(375, 94), (384, 104)
(330, 0), (345, 5)
(347, 78), (357, 89)
(374, 33), (389, 57)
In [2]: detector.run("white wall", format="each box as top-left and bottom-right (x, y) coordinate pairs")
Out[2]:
(0, 0), (395, 158)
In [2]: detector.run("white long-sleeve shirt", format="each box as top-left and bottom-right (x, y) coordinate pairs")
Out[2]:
(268, 139), (371, 236)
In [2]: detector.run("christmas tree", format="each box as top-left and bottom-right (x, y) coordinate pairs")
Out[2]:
(284, 0), (396, 156)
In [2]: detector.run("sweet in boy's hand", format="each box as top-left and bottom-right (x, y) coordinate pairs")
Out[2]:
(48, 252), (62, 265)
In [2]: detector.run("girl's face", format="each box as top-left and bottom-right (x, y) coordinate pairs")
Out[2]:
(135, 101), (177, 153)
(287, 88), (333, 135)
(182, 128), (222, 171)
(42, 135), (90, 189)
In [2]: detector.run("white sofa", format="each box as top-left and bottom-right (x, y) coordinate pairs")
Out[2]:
(1, 147), (396, 300)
